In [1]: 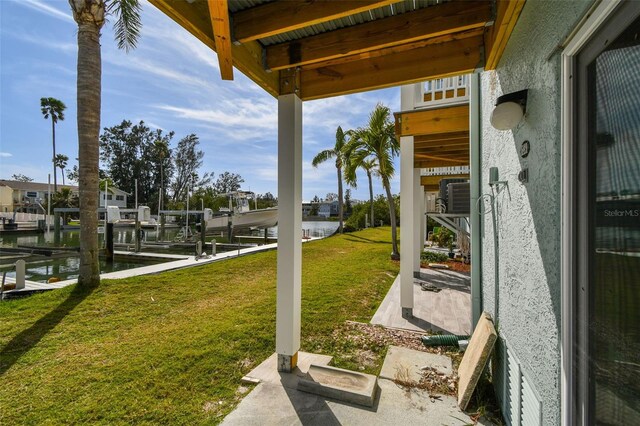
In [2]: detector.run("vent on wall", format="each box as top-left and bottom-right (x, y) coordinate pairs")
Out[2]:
(493, 339), (542, 426)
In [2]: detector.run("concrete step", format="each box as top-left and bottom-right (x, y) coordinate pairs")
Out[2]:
(297, 364), (378, 407)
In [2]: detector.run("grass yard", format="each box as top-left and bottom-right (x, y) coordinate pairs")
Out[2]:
(0, 227), (398, 424)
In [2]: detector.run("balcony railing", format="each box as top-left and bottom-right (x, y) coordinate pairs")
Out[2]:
(422, 166), (470, 176)
(414, 75), (470, 110)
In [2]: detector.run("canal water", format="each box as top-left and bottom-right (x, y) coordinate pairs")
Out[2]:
(0, 221), (340, 283)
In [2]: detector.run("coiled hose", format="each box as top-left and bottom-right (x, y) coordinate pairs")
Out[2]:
(421, 334), (470, 347)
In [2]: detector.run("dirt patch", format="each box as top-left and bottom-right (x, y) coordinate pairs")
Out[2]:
(340, 321), (463, 364)
(237, 358), (253, 370)
(422, 260), (471, 274)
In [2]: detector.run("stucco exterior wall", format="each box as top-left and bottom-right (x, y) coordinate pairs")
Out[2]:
(480, 0), (592, 423)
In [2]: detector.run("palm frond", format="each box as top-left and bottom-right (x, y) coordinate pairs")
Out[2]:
(40, 97), (66, 122)
(108, 0), (142, 52)
(311, 149), (335, 167)
(335, 126), (347, 151)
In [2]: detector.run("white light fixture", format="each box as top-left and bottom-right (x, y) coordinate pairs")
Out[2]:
(490, 90), (528, 130)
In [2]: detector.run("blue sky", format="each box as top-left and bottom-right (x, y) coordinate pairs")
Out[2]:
(0, 0), (400, 201)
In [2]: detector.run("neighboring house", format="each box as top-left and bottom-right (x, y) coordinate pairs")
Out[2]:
(99, 187), (129, 208)
(0, 184), (13, 212)
(317, 200), (339, 218)
(0, 179), (78, 214)
(150, 1), (639, 424)
(301, 202), (314, 217)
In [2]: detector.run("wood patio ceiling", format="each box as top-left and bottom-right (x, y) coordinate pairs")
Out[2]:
(395, 104), (471, 168)
(148, 0), (525, 101)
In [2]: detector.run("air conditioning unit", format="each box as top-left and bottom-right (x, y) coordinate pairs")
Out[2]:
(439, 178), (467, 204)
(447, 182), (470, 214)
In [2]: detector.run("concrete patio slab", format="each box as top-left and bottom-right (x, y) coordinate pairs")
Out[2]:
(379, 345), (452, 382)
(223, 347), (487, 426)
(371, 268), (471, 335)
(241, 351), (333, 389)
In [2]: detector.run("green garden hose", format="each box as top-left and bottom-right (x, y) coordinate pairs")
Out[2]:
(421, 334), (470, 347)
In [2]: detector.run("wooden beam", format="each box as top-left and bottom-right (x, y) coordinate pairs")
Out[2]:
(266, 1), (491, 71)
(208, 0), (233, 80)
(233, 0), (398, 43)
(302, 28), (484, 71)
(415, 146), (469, 155)
(415, 154), (468, 163)
(484, 0), (526, 70)
(415, 131), (469, 145)
(149, 0), (279, 97)
(300, 35), (483, 100)
(421, 174), (469, 187)
(415, 140), (469, 150)
(396, 105), (469, 137)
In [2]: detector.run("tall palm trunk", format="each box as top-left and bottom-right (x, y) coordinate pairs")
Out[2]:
(382, 176), (398, 258)
(75, 14), (103, 287)
(51, 119), (58, 192)
(367, 170), (374, 227)
(337, 163), (344, 234)
(61, 167), (66, 185)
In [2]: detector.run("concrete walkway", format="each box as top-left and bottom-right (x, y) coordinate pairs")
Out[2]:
(371, 268), (471, 335)
(223, 349), (486, 426)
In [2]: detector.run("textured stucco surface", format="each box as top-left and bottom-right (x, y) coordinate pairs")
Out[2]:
(479, 1), (592, 424)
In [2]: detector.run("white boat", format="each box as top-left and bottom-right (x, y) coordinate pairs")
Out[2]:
(205, 191), (277, 232)
(106, 205), (158, 227)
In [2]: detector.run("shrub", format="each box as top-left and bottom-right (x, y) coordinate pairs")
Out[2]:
(345, 195), (395, 230)
(420, 251), (449, 263)
(434, 228), (453, 248)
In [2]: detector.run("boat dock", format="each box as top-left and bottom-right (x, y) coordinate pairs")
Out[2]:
(1, 237), (321, 298)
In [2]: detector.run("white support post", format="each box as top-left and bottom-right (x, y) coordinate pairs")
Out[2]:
(276, 93), (303, 372)
(15, 259), (26, 290)
(413, 168), (422, 277)
(400, 84), (416, 318)
(470, 73), (482, 329)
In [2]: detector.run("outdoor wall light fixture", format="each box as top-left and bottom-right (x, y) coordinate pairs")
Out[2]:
(490, 89), (528, 130)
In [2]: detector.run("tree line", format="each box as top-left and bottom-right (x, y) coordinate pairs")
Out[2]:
(98, 119), (274, 212)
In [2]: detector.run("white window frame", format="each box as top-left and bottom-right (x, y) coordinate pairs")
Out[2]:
(560, 1), (638, 424)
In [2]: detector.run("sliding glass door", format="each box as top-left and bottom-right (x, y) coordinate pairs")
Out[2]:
(576, 4), (640, 424)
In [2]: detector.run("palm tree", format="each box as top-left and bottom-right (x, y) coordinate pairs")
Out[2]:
(347, 104), (400, 258)
(344, 150), (378, 228)
(54, 154), (69, 186)
(40, 97), (66, 192)
(51, 187), (79, 225)
(69, 0), (142, 287)
(312, 126), (349, 233)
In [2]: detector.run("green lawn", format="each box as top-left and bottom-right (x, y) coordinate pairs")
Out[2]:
(0, 227), (398, 424)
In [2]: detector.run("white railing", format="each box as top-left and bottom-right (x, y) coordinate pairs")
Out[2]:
(414, 75), (470, 109)
(422, 166), (470, 176)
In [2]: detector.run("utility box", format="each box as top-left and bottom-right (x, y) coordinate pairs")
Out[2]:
(447, 182), (470, 214)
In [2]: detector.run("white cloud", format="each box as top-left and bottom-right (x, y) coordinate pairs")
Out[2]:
(0, 152), (13, 157)
(16, 0), (74, 23)
(153, 101), (278, 141)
